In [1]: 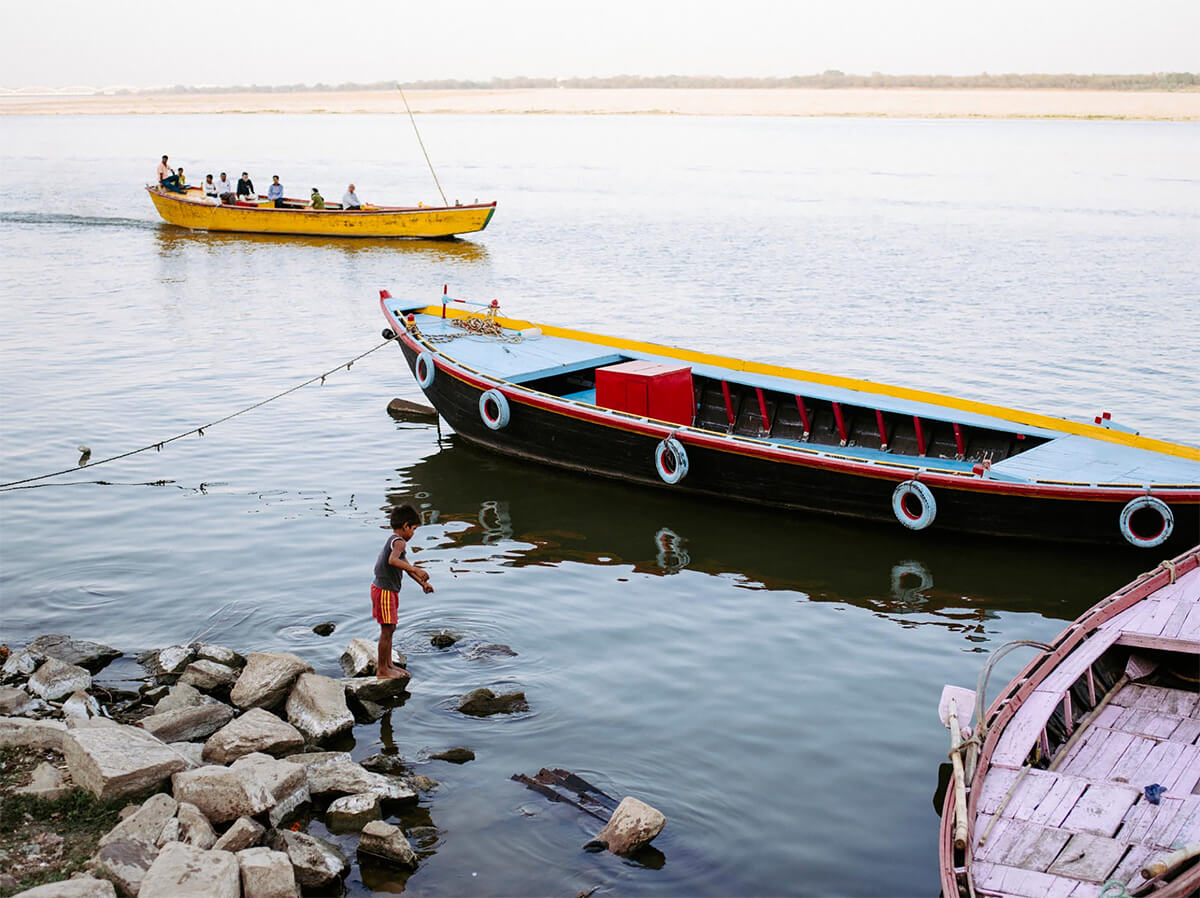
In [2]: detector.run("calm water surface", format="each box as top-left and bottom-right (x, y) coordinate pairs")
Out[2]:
(1, 113), (1198, 897)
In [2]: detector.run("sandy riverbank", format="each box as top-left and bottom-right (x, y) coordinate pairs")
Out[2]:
(2, 88), (1199, 119)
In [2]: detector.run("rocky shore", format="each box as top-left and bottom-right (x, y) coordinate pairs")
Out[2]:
(0, 634), (664, 897)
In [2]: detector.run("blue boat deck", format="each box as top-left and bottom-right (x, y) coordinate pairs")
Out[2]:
(400, 308), (1200, 488)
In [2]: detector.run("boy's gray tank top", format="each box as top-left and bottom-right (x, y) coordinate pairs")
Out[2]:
(372, 535), (405, 591)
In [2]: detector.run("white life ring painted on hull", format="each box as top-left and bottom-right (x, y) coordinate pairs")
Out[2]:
(1119, 496), (1174, 548)
(479, 389), (511, 430)
(892, 480), (937, 530)
(655, 437), (689, 484)
(415, 351), (436, 389)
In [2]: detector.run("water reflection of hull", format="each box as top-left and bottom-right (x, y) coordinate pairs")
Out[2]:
(387, 435), (1153, 627)
(153, 224), (489, 262)
(383, 302), (1200, 553)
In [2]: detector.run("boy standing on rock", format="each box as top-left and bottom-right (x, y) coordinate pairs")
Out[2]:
(371, 505), (433, 678)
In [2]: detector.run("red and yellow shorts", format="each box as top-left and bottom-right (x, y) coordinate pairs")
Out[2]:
(370, 584), (399, 625)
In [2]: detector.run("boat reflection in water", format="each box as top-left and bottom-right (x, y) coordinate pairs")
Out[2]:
(385, 434), (1150, 638)
(152, 226), (490, 264)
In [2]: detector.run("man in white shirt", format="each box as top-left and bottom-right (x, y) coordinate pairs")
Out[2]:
(342, 184), (362, 210)
(203, 174), (219, 202)
(216, 172), (236, 205)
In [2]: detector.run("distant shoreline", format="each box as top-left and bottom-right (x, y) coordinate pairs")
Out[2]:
(3, 88), (1199, 120)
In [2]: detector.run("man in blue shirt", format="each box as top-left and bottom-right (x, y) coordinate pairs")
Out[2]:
(268, 175), (285, 208)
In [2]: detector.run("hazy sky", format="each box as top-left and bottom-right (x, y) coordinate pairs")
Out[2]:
(3, 0), (1196, 89)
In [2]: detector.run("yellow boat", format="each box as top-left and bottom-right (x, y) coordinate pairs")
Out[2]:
(146, 186), (496, 238)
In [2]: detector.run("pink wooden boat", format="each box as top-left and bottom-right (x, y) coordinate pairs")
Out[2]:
(938, 546), (1200, 897)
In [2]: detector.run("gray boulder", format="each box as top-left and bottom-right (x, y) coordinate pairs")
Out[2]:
(192, 643), (245, 668)
(138, 702), (235, 744)
(64, 723), (187, 800)
(11, 877), (117, 897)
(325, 792), (382, 833)
(230, 752), (310, 827)
(285, 672), (354, 742)
(457, 687), (529, 716)
(0, 717), (66, 750)
(237, 846), (299, 898)
(27, 658), (91, 701)
(2, 649), (44, 680)
(177, 801), (217, 849)
(153, 682), (212, 714)
(212, 816), (265, 853)
(202, 707), (304, 764)
(138, 842), (240, 898)
(594, 796), (667, 855)
(304, 757), (416, 802)
(0, 685), (33, 716)
(267, 830), (348, 891)
(341, 675), (409, 705)
(230, 652), (312, 710)
(27, 634), (121, 673)
(179, 660), (240, 693)
(338, 638), (378, 677)
(61, 690), (103, 720)
(171, 764), (274, 825)
(357, 820), (418, 869)
(137, 645), (196, 678)
(98, 793), (178, 850)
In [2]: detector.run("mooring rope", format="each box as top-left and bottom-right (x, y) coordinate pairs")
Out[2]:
(0, 339), (394, 490)
(423, 315), (524, 344)
(396, 83), (449, 207)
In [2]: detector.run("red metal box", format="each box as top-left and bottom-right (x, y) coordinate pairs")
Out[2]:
(595, 361), (694, 426)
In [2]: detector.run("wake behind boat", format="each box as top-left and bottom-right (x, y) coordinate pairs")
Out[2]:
(380, 290), (1200, 551)
(147, 185), (496, 238)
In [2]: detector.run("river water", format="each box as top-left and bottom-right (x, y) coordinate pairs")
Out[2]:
(0, 113), (1197, 896)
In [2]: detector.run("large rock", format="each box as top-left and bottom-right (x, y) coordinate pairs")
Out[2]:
(26, 634), (121, 673)
(0, 717), (66, 750)
(338, 638), (379, 677)
(98, 793), (178, 850)
(230, 652), (312, 711)
(63, 723), (187, 800)
(230, 752), (310, 827)
(62, 690), (102, 720)
(212, 816), (265, 853)
(179, 660), (240, 694)
(0, 685), (33, 716)
(237, 846), (299, 898)
(2, 648), (44, 680)
(177, 801), (217, 849)
(325, 792), (381, 833)
(137, 645), (196, 678)
(341, 675), (409, 705)
(138, 842), (240, 898)
(171, 765), (274, 825)
(594, 796), (666, 855)
(27, 658), (91, 701)
(94, 836), (163, 896)
(304, 757), (416, 802)
(267, 830), (348, 891)
(202, 707), (304, 764)
(285, 672), (354, 742)
(15, 761), (72, 801)
(138, 702), (235, 744)
(153, 682), (212, 714)
(457, 687), (529, 716)
(10, 877), (117, 897)
(192, 643), (244, 668)
(357, 820), (418, 869)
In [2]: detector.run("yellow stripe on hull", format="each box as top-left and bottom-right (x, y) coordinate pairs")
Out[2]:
(147, 188), (495, 238)
(415, 304), (1200, 463)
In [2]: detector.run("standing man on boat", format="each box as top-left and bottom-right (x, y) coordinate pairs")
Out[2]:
(342, 184), (362, 210)
(268, 175), (284, 208)
(237, 171), (255, 202)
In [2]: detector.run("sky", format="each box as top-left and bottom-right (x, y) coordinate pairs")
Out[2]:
(1, 0), (1197, 90)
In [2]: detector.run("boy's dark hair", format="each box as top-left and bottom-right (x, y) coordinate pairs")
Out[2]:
(389, 505), (420, 530)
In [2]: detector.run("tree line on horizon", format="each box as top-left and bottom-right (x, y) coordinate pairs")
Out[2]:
(123, 71), (1198, 95)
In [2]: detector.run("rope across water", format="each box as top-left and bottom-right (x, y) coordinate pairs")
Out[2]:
(0, 340), (394, 490)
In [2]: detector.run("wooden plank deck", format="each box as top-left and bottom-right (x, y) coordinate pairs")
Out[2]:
(967, 563), (1199, 898)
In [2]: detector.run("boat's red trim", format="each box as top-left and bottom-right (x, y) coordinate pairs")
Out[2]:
(384, 316), (1200, 502)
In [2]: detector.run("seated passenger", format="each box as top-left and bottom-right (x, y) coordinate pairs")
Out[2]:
(310, 188), (325, 210)
(342, 183), (362, 210)
(170, 168), (188, 194)
(156, 154), (179, 190)
(203, 174), (219, 202)
(217, 172), (237, 204)
(236, 171), (255, 202)
(268, 175), (285, 208)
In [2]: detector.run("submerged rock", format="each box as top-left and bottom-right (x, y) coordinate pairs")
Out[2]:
(430, 631), (458, 649)
(430, 747), (475, 764)
(357, 820), (418, 869)
(594, 796), (666, 856)
(312, 621), (337, 637)
(457, 688), (529, 717)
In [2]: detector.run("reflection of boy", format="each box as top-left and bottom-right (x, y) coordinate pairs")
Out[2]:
(370, 505), (434, 678)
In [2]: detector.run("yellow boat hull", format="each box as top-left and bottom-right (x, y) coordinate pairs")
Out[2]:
(147, 187), (496, 238)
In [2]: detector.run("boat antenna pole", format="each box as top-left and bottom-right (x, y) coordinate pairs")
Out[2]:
(396, 81), (449, 207)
